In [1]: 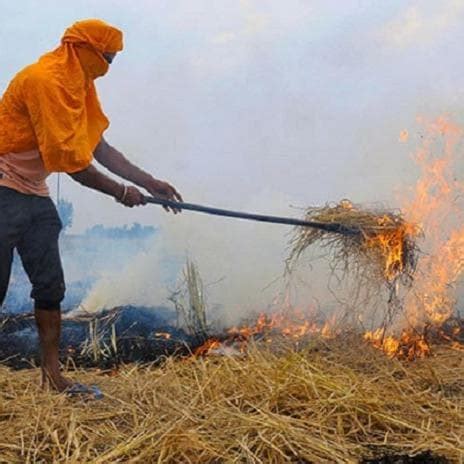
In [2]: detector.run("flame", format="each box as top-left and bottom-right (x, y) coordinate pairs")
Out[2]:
(364, 117), (464, 357)
(227, 309), (337, 340)
(193, 308), (461, 360)
(364, 329), (431, 360)
(363, 219), (417, 282)
(195, 309), (338, 356)
(194, 338), (222, 356)
(402, 117), (464, 327)
(337, 198), (419, 283)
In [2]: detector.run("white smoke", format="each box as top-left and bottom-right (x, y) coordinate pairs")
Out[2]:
(76, 190), (332, 325)
(76, 243), (169, 313)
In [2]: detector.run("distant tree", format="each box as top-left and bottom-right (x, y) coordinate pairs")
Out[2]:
(84, 222), (156, 239)
(57, 199), (74, 232)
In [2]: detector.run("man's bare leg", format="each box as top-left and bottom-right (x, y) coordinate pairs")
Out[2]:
(34, 308), (73, 391)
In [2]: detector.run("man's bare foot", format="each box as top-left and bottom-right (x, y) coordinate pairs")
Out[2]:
(41, 368), (74, 392)
(35, 309), (73, 393)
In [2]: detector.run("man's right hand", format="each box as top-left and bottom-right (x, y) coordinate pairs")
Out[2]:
(69, 165), (146, 208)
(117, 185), (147, 208)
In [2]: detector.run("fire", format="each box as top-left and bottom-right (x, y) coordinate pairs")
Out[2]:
(227, 310), (336, 340)
(401, 117), (464, 327)
(363, 219), (418, 283)
(194, 307), (461, 359)
(229, 309), (337, 340)
(365, 117), (464, 356)
(196, 117), (464, 361)
(364, 329), (431, 360)
(194, 338), (222, 356)
(195, 309), (338, 356)
(340, 193), (421, 284)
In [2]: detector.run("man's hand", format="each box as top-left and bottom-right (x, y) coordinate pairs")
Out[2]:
(117, 185), (147, 208)
(145, 178), (183, 214)
(69, 165), (147, 208)
(94, 139), (183, 213)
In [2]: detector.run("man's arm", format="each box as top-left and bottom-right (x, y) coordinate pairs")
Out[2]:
(94, 138), (151, 187)
(69, 164), (146, 207)
(94, 138), (183, 213)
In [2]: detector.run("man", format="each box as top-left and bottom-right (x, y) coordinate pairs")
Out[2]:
(0, 19), (182, 392)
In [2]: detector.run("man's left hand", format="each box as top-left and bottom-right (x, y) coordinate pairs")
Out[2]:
(145, 178), (183, 214)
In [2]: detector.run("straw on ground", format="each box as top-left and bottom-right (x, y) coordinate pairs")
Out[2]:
(0, 338), (462, 463)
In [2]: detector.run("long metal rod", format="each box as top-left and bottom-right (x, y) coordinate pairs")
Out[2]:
(144, 196), (361, 236)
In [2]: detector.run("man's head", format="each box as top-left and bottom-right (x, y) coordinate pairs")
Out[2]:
(61, 19), (123, 79)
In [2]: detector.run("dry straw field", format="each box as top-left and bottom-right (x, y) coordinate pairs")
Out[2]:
(0, 338), (462, 463)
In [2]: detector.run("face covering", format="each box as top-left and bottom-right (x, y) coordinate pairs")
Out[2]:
(75, 45), (110, 80)
(63, 19), (123, 80)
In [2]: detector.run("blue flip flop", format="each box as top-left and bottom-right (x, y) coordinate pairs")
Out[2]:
(65, 383), (104, 400)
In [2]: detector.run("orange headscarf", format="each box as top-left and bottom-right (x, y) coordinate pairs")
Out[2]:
(0, 19), (123, 173)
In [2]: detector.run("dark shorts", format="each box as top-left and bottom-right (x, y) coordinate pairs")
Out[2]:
(0, 186), (65, 310)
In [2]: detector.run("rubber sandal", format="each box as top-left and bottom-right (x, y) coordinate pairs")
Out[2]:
(65, 383), (104, 400)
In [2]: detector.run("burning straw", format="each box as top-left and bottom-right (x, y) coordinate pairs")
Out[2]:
(287, 200), (420, 290)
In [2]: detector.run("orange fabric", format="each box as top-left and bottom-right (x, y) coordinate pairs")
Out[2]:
(0, 19), (123, 173)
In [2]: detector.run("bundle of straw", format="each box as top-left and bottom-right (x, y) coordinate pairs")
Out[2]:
(288, 200), (419, 288)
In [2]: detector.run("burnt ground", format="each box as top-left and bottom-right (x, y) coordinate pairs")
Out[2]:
(0, 305), (204, 369)
(361, 450), (450, 463)
(291, 453), (450, 464)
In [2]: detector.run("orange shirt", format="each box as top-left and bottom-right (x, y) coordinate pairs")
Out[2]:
(0, 150), (49, 196)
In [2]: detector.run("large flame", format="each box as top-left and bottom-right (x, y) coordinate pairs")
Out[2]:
(402, 117), (464, 326)
(365, 117), (464, 356)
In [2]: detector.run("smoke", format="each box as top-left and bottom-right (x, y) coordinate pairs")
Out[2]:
(77, 242), (170, 313)
(78, 190), (325, 325)
(71, 116), (464, 334)
(4, 2), (464, 324)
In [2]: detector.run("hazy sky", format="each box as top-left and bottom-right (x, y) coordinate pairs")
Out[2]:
(2, 0), (464, 231)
